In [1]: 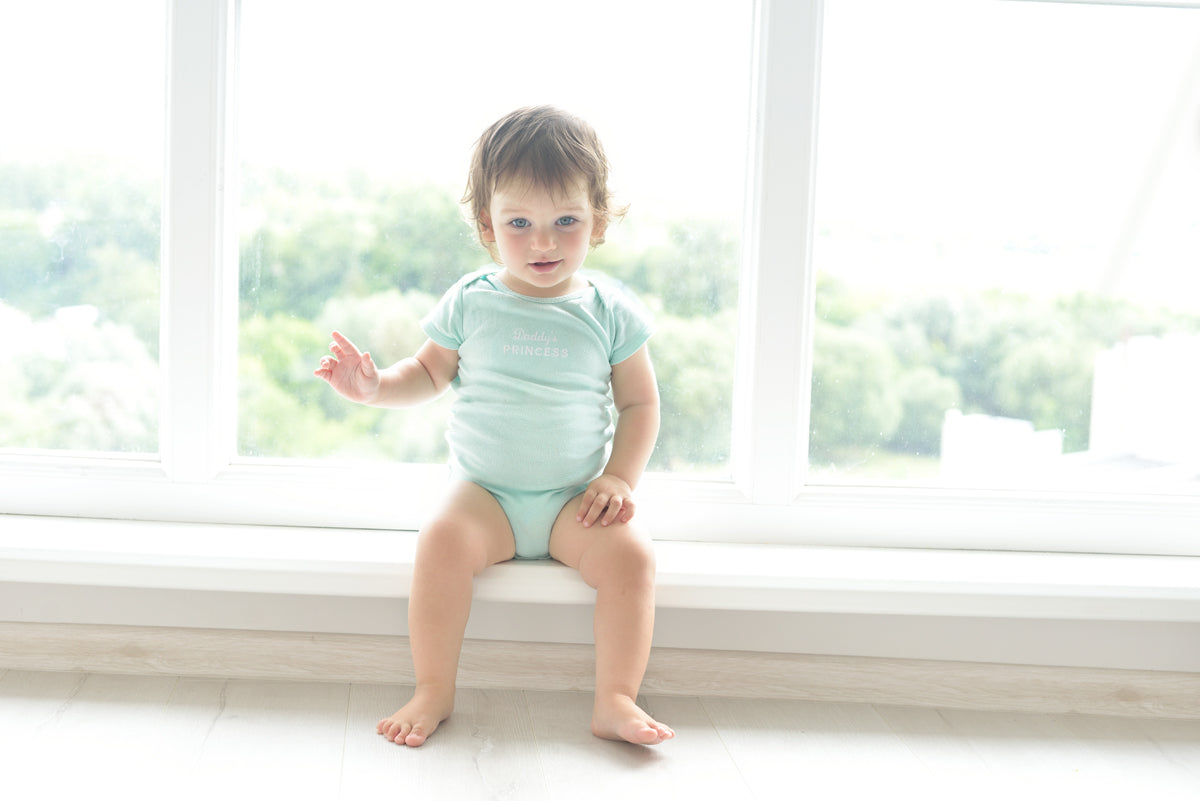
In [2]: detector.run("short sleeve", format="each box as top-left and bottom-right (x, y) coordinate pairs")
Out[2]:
(420, 276), (468, 350)
(600, 280), (654, 365)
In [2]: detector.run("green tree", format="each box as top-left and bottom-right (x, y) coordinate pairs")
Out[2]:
(239, 171), (483, 320)
(590, 216), (740, 317)
(361, 183), (483, 296)
(888, 366), (962, 456)
(809, 322), (903, 462)
(815, 272), (888, 328)
(650, 309), (737, 472)
(993, 338), (1094, 452)
(0, 303), (157, 452)
(0, 159), (160, 355)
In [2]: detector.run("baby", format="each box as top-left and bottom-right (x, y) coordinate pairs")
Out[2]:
(315, 106), (673, 747)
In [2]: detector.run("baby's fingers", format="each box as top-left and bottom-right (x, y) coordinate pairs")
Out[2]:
(599, 496), (626, 526)
(360, 351), (378, 378)
(329, 330), (364, 359)
(578, 493), (628, 528)
(576, 490), (603, 527)
(314, 355), (336, 380)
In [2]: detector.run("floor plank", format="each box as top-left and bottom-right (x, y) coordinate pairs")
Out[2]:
(340, 684), (550, 800)
(930, 708), (1200, 801)
(167, 678), (350, 801)
(632, 694), (755, 798)
(524, 690), (751, 800)
(1, 670), (91, 801)
(0, 669), (89, 737)
(873, 703), (994, 798)
(0, 671), (1195, 800)
(703, 697), (936, 800)
(1135, 718), (1200, 789)
(1, 672), (182, 801)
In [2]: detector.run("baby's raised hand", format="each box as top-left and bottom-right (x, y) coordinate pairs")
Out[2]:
(314, 331), (381, 403)
(577, 474), (636, 528)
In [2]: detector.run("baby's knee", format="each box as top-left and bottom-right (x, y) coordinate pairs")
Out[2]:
(594, 526), (656, 581)
(417, 518), (494, 574)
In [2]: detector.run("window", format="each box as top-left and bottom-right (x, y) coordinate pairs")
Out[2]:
(235, 0), (753, 476)
(1, 0), (1197, 558)
(811, 0), (1200, 496)
(0, 1), (165, 455)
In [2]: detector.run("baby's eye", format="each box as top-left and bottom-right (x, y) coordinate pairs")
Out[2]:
(556, 216), (578, 227)
(508, 218), (531, 229)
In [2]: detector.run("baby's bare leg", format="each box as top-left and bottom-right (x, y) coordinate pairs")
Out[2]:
(549, 504), (674, 745)
(377, 481), (515, 747)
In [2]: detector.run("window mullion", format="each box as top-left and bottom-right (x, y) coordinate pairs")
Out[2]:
(734, 0), (823, 504)
(161, 0), (237, 483)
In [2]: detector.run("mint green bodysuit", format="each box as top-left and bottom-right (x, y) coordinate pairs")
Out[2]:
(421, 268), (653, 559)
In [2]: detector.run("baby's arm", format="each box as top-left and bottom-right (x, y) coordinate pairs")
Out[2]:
(315, 331), (459, 408)
(577, 345), (660, 527)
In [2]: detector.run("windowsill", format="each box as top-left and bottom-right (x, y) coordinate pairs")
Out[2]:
(2, 513), (1198, 623)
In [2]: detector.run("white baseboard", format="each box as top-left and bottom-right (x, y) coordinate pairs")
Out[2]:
(1, 621), (1196, 720)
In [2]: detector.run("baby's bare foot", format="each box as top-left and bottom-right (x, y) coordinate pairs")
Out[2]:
(592, 694), (675, 745)
(376, 685), (456, 747)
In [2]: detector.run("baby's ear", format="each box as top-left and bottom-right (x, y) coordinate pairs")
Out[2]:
(590, 217), (608, 245)
(479, 211), (496, 242)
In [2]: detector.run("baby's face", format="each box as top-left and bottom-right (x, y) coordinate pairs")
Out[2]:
(482, 177), (602, 298)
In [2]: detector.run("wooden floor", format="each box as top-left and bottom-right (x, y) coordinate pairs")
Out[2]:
(2, 670), (1198, 801)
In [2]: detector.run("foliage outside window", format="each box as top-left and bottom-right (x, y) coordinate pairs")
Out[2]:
(0, 2), (164, 455)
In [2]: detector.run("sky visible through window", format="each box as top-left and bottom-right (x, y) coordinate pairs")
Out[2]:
(816, 0), (1200, 313)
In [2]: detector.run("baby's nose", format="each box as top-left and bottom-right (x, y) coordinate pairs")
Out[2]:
(530, 229), (555, 251)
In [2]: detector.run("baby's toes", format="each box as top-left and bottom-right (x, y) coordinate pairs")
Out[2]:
(393, 722), (414, 743)
(379, 719), (403, 741)
(404, 725), (429, 747)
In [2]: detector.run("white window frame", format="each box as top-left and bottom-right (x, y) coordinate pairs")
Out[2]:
(0, 0), (1197, 559)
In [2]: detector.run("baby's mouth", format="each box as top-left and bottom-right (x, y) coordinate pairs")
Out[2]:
(529, 260), (562, 273)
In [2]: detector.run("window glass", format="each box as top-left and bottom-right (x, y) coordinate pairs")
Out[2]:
(0, 2), (164, 455)
(236, 0), (753, 476)
(811, 0), (1200, 494)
